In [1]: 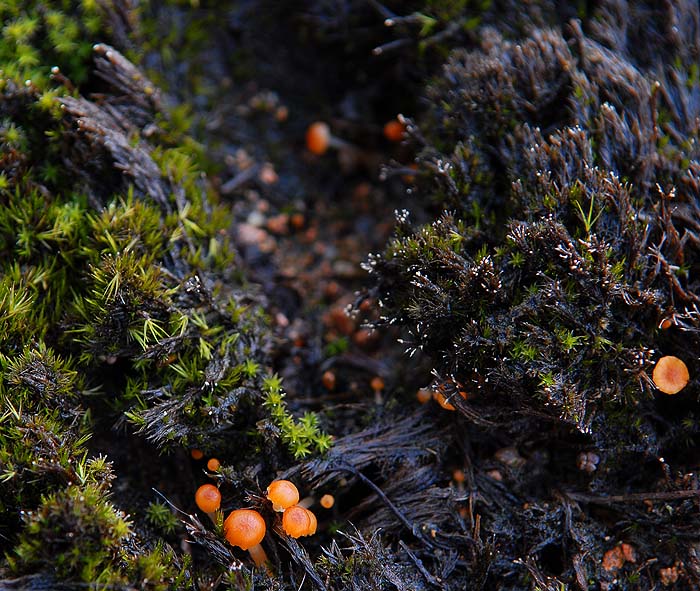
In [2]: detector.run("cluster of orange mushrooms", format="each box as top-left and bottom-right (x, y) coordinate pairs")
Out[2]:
(194, 478), (334, 568)
(189, 355), (688, 569)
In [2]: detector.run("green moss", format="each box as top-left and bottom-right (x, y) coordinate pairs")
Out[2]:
(145, 501), (179, 536)
(262, 374), (333, 459)
(0, 7), (337, 585)
(126, 543), (191, 591)
(0, 0), (103, 89)
(9, 484), (189, 588)
(10, 484), (131, 582)
(369, 19), (700, 444)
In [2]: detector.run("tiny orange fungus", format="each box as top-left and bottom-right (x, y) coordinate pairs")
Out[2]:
(282, 505), (316, 538)
(266, 480), (300, 512)
(653, 355), (689, 395)
(383, 119), (406, 142)
(306, 122), (331, 155)
(224, 509), (268, 567)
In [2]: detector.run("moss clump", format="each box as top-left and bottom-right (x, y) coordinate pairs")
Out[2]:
(11, 484), (131, 582)
(10, 484), (189, 589)
(0, 36), (330, 457)
(262, 374), (334, 459)
(367, 4), (700, 588)
(371, 22), (700, 448)
(0, 6), (330, 587)
(0, 0), (103, 89)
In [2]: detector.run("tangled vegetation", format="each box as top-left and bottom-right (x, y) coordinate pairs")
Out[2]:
(1, 1), (700, 590)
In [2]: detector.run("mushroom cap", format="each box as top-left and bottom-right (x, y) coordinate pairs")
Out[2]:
(224, 509), (266, 550)
(322, 370), (336, 391)
(207, 457), (220, 471)
(383, 119), (405, 142)
(266, 480), (300, 512)
(416, 388), (432, 404)
(282, 505), (313, 538)
(320, 494), (335, 509)
(370, 376), (384, 392)
(433, 389), (468, 410)
(195, 484), (221, 513)
(306, 122), (331, 155)
(653, 355), (689, 395)
(306, 509), (317, 535)
(433, 390), (456, 411)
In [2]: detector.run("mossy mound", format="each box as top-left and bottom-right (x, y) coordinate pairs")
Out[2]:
(370, 1), (700, 588)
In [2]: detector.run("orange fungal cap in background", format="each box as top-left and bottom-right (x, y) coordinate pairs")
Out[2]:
(383, 118), (405, 142)
(320, 494), (335, 509)
(653, 355), (689, 394)
(306, 122), (331, 155)
(195, 484), (221, 514)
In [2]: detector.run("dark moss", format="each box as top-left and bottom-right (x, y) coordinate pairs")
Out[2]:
(368, 2), (700, 588)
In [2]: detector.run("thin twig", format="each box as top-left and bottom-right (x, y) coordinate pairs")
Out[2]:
(337, 462), (437, 549)
(399, 540), (442, 588)
(220, 165), (261, 195)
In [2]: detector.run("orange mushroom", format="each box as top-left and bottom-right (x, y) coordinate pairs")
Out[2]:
(433, 389), (468, 411)
(322, 370), (336, 391)
(298, 492), (333, 510)
(653, 355), (689, 395)
(224, 509), (268, 567)
(290, 212), (305, 230)
(305, 121), (352, 155)
(296, 493), (335, 509)
(416, 388), (432, 404)
(383, 118), (406, 142)
(207, 457), (220, 471)
(370, 376), (385, 393)
(306, 509), (317, 535)
(266, 480), (300, 512)
(282, 505), (316, 538)
(195, 484), (221, 524)
(190, 448), (204, 460)
(452, 469), (466, 493)
(306, 122), (332, 155)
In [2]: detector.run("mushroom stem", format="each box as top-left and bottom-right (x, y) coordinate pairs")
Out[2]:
(205, 510), (221, 526)
(297, 495), (315, 509)
(248, 543), (269, 568)
(328, 136), (351, 150)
